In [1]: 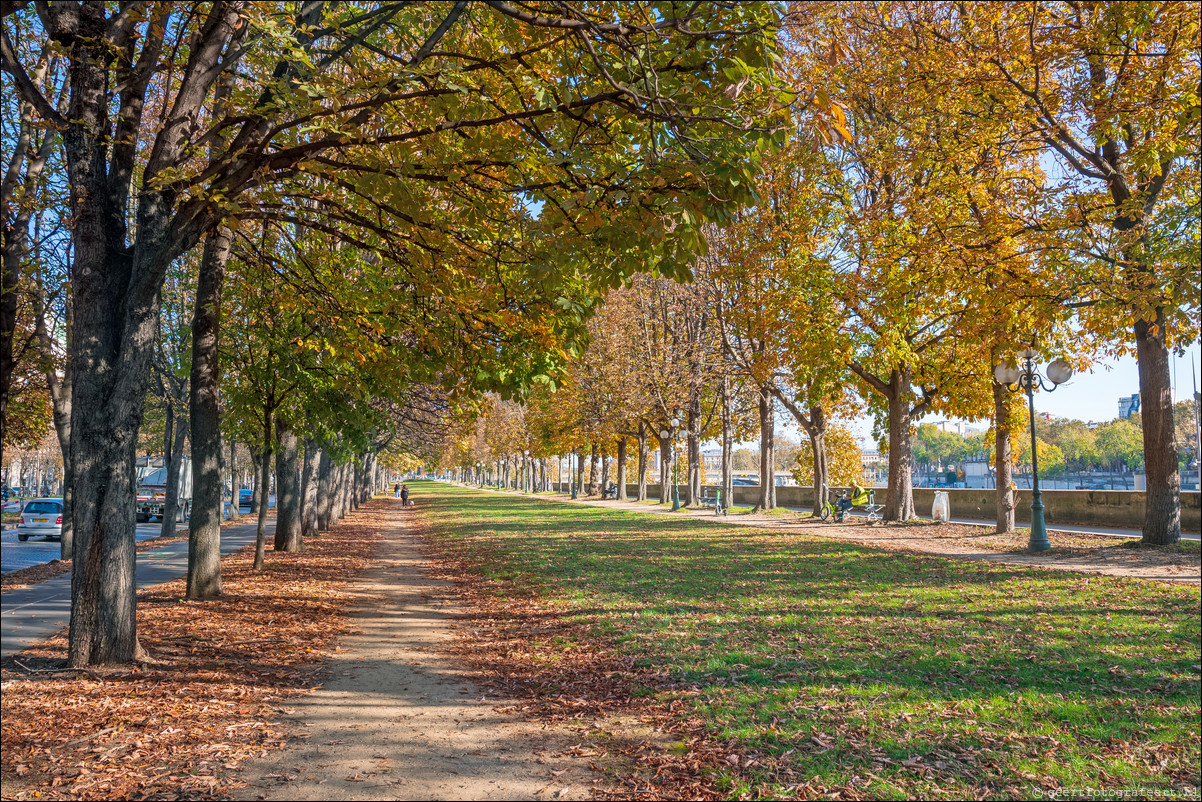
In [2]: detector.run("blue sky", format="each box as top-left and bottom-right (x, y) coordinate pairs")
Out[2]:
(784, 343), (1202, 447)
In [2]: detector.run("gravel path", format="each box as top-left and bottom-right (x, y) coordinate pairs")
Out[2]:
(232, 503), (599, 801)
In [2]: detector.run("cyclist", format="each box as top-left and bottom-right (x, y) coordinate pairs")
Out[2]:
(837, 480), (870, 521)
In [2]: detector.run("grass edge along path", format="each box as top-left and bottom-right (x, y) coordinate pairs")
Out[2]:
(0, 501), (386, 801)
(417, 482), (1201, 801)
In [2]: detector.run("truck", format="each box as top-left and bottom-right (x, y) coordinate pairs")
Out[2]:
(135, 455), (192, 523)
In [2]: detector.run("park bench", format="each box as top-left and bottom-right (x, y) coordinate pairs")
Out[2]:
(600, 482), (618, 499)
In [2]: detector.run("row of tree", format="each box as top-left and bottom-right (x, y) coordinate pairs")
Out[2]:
(436, 2), (1199, 546)
(0, 0), (790, 671)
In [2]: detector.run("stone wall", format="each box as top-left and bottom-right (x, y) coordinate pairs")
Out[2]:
(547, 481), (1201, 532)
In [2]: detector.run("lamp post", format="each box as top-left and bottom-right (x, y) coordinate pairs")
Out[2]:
(570, 450), (578, 499)
(994, 349), (1073, 552)
(522, 450), (530, 493)
(659, 417), (681, 511)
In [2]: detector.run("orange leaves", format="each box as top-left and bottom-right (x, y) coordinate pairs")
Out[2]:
(0, 505), (388, 801)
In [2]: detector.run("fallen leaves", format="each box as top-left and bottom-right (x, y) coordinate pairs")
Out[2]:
(1, 503), (387, 800)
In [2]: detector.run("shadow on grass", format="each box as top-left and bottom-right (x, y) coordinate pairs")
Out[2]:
(418, 483), (1200, 714)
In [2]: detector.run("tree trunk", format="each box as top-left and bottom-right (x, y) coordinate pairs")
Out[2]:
(808, 427), (828, 515)
(1135, 311), (1181, 544)
(687, 397), (701, 505)
(227, 437), (239, 522)
(721, 376), (732, 512)
(616, 438), (627, 499)
(187, 228), (230, 597)
(274, 417), (302, 551)
(301, 439), (320, 539)
(249, 448), (263, 515)
(253, 411), (274, 571)
(317, 450), (332, 530)
(588, 443), (599, 495)
(884, 377), (917, 521)
(659, 435), (671, 503)
(755, 386), (774, 511)
(339, 462), (351, 520)
(993, 376), (1016, 534)
(51, 391), (73, 560)
(160, 415), (187, 540)
(636, 423), (648, 501)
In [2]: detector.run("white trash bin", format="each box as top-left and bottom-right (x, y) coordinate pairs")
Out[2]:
(931, 491), (950, 523)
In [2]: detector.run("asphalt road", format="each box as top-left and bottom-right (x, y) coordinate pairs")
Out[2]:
(1, 519), (267, 659)
(1, 498), (274, 575)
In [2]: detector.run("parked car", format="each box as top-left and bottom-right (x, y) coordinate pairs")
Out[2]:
(16, 498), (64, 541)
(2, 498), (24, 513)
(239, 489), (253, 508)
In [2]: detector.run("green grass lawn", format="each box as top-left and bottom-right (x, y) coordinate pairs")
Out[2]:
(418, 482), (1200, 799)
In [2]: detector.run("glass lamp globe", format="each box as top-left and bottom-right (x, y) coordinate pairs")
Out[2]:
(993, 362), (1021, 385)
(1046, 359), (1073, 385)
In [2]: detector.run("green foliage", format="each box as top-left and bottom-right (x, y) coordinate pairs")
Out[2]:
(1094, 418), (1147, 473)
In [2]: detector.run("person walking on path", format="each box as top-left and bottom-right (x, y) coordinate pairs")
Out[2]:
(394, 481), (401, 498)
(400, 484), (410, 507)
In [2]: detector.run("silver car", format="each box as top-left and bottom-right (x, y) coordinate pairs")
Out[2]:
(16, 497), (64, 541)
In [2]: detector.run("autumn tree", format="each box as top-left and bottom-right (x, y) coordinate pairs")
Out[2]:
(3, 0), (787, 665)
(954, 1), (1200, 543)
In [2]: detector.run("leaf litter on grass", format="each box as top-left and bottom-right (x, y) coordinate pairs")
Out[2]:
(0, 503), (386, 801)
(417, 484), (1202, 801)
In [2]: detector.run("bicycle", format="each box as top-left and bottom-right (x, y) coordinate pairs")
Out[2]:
(818, 483), (847, 522)
(818, 483), (883, 523)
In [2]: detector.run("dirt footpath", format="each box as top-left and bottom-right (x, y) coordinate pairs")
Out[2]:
(231, 503), (600, 801)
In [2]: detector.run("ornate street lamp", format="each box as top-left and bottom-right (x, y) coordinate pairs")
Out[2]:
(659, 417), (681, 511)
(994, 349), (1073, 552)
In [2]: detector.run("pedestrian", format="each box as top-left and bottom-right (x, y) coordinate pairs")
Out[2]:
(394, 481), (401, 498)
(400, 484), (410, 507)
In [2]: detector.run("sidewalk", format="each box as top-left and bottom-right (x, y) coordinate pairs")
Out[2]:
(1, 520), (264, 658)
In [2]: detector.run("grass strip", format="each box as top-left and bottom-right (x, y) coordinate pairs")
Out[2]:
(420, 482), (1201, 800)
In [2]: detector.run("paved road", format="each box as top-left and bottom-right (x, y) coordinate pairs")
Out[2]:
(1, 498), (274, 575)
(1, 522), (167, 574)
(0, 519), (268, 659)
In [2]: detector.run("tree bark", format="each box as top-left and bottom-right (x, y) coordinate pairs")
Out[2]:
(721, 376), (732, 511)
(808, 424), (828, 515)
(686, 399), (701, 506)
(616, 438), (627, 499)
(884, 375), (917, 521)
(187, 227), (231, 597)
(274, 417), (302, 551)
(1136, 311), (1181, 544)
(253, 411), (274, 571)
(301, 439), (320, 539)
(317, 449), (332, 530)
(993, 377), (1016, 534)
(227, 437), (239, 522)
(755, 386), (774, 511)
(636, 423), (648, 501)
(659, 435), (671, 503)
(160, 414), (187, 540)
(588, 443), (599, 495)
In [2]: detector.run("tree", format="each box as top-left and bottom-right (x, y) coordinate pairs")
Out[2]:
(3, 1), (784, 665)
(1095, 419), (1146, 474)
(960, 1), (1200, 543)
(792, 423), (864, 487)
